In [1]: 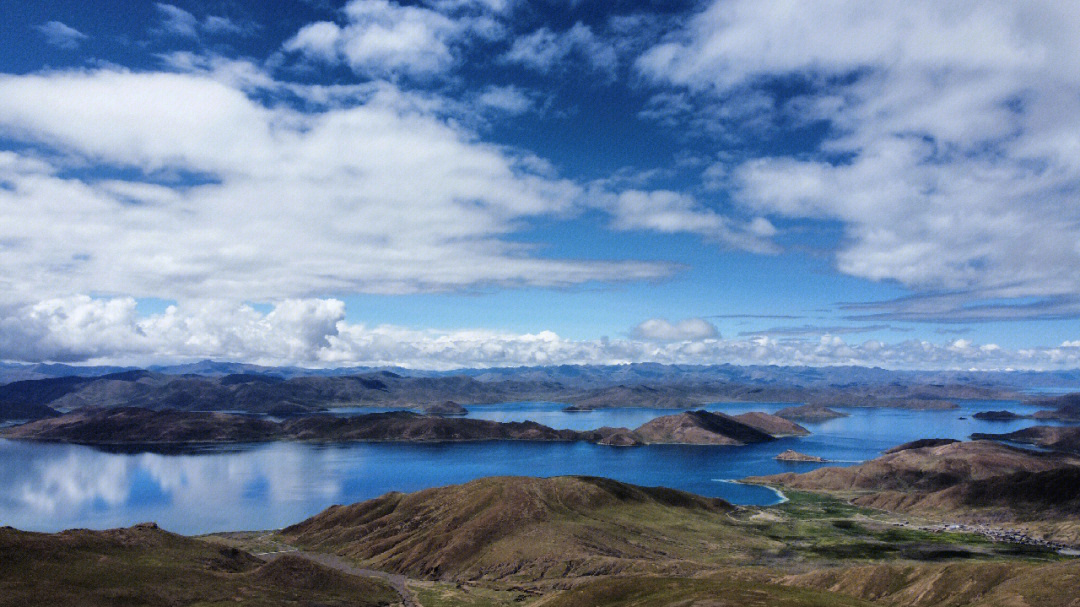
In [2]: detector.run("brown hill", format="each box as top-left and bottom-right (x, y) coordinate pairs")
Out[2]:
(749, 440), (1073, 493)
(1, 408), (581, 446)
(0, 524), (396, 607)
(973, 425), (1080, 453)
(633, 410), (776, 445)
(775, 404), (848, 422)
(746, 440), (1080, 544)
(781, 560), (1080, 607)
(0, 401), (60, 422)
(1030, 392), (1080, 421)
(2, 407), (282, 444)
(732, 411), (810, 436)
(883, 438), (959, 454)
(422, 400), (469, 416)
(281, 475), (756, 582)
(282, 411), (580, 442)
(972, 409), (1027, 420)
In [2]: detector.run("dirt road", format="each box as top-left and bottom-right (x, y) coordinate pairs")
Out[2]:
(259, 549), (420, 607)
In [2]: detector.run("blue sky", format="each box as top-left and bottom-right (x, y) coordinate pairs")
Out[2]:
(1, 0), (1079, 369)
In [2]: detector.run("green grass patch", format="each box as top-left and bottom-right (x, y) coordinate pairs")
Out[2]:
(413, 582), (532, 607)
(539, 576), (874, 607)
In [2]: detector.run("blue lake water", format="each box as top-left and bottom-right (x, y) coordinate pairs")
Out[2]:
(0, 399), (1073, 535)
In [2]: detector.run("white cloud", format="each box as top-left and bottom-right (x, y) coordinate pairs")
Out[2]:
(284, 0), (500, 78)
(153, 4), (251, 39)
(631, 317), (719, 341)
(637, 0), (1080, 313)
(475, 85), (534, 115)
(502, 23), (617, 77)
(0, 67), (679, 303)
(599, 189), (779, 253)
(1, 296), (1078, 370)
(36, 21), (88, 50)
(154, 3), (199, 38)
(202, 16), (244, 36)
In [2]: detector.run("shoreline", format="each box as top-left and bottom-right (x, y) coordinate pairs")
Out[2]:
(713, 478), (789, 504)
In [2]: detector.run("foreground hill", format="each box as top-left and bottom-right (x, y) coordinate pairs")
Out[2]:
(747, 440), (1080, 545)
(0, 523), (397, 607)
(278, 475), (1078, 604)
(535, 576), (873, 607)
(282, 475), (764, 582)
(9, 473), (1079, 607)
(539, 560), (1080, 607)
(779, 560), (1080, 607)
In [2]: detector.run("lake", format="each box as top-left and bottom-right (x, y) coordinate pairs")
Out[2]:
(0, 399), (1071, 535)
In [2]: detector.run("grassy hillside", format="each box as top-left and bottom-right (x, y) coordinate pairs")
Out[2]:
(534, 576), (873, 607)
(281, 474), (1066, 590)
(7, 472), (1077, 607)
(0, 523), (398, 607)
(282, 475), (775, 582)
(747, 440), (1080, 545)
(783, 560), (1080, 607)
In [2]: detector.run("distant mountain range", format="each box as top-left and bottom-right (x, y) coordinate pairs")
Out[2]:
(0, 363), (1028, 421)
(4, 360), (1080, 388)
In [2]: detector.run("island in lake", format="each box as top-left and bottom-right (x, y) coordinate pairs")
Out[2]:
(0, 407), (809, 449)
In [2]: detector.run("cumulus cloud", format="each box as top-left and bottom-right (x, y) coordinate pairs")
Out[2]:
(637, 0), (1080, 318)
(1, 296), (1078, 370)
(283, 0), (500, 78)
(0, 67), (677, 302)
(502, 23), (617, 77)
(36, 21), (88, 50)
(631, 317), (719, 341)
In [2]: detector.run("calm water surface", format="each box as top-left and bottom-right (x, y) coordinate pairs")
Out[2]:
(0, 399), (1072, 534)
